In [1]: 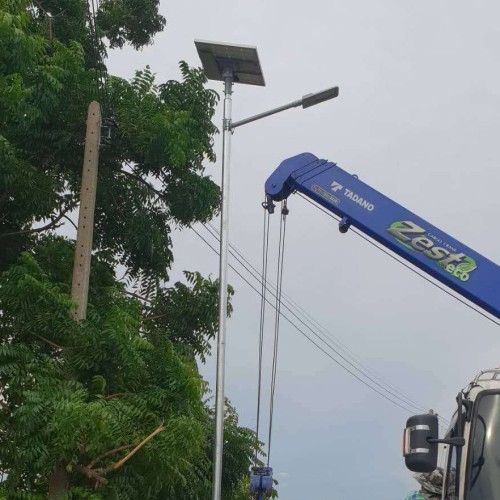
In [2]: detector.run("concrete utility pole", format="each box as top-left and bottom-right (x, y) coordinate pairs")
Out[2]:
(70, 101), (101, 321)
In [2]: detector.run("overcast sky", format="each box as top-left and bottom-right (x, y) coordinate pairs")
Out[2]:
(107, 2), (500, 498)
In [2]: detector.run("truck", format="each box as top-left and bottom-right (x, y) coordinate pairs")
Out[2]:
(403, 368), (500, 499)
(264, 152), (500, 500)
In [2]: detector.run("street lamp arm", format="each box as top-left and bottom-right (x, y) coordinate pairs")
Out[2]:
(230, 86), (339, 130)
(230, 99), (302, 130)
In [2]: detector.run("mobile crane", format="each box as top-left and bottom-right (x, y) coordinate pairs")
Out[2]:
(262, 152), (500, 500)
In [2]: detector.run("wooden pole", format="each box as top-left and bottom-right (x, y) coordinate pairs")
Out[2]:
(70, 101), (101, 321)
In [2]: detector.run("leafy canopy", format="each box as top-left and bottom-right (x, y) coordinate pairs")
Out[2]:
(0, 0), (263, 498)
(0, 0), (219, 281)
(0, 243), (254, 499)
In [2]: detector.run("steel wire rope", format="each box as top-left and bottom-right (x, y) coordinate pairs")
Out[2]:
(189, 226), (450, 426)
(205, 221), (431, 415)
(296, 193), (500, 329)
(267, 202), (287, 465)
(254, 208), (270, 464)
(201, 222), (443, 422)
(191, 225), (427, 416)
(201, 222), (449, 425)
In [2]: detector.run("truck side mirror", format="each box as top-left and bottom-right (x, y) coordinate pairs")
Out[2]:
(403, 414), (439, 472)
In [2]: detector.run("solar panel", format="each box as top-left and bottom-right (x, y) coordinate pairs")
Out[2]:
(195, 40), (265, 86)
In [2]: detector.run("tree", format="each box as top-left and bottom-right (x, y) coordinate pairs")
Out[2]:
(0, 0), (219, 281)
(0, 241), (255, 499)
(0, 0), (261, 498)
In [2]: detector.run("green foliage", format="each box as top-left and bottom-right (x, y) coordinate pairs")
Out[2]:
(143, 270), (233, 362)
(0, 247), (257, 499)
(0, 0), (260, 498)
(0, 0), (220, 282)
(97, 0), (166, 49)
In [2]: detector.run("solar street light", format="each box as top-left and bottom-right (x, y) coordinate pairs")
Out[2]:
(195, 39), (339, 500)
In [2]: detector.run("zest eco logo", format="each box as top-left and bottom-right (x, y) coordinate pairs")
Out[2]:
(387, 221), (477, 282)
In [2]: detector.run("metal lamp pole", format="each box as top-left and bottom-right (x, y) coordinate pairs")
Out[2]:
(195, 39), (339, 500)
(212, 68), (233, 500)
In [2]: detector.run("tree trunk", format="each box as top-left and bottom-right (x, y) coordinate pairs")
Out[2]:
(48, 465), (69, 499)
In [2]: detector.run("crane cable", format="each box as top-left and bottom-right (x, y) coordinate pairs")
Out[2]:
(198, 221), (448, 424)
(202, 222), (447, 422)
(254, 208), (270, 464)
(190, 225), (450, 430)
(267, 200), (288, 465)
(204, 222), (432, 418)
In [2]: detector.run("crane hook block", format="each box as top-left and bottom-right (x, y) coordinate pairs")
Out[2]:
(250, 466), (273, 497)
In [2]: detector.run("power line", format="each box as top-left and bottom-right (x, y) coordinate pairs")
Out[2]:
(85, 0), (110, 109)
(202, 222), (443, 420)
(202, 222), (442, 421)
(297, 193), (500, 329)
(191, 226), (424, 414)
(206, 221), (430, 415)
(190, 225), (449, 425)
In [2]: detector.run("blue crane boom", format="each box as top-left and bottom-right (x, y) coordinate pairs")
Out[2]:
(265, 152), (500, 319)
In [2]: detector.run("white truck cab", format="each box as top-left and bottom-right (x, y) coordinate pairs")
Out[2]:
(404, 369), (500, 500)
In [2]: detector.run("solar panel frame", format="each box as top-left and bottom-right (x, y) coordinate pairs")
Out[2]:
(195, 40), (265, 86)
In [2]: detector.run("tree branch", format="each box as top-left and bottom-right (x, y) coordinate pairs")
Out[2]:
(142, 312), (168, 322)
(0, 206), (70, 239)
(87, 444), (134, 469)
(120, 169), (164, 198)
(102, 393), (130, 401)
(104, 423), (165, 473)
(123, 290), (152, 304)
(31, 0), (47, 14)
(73, 464), (108, 486)
(33, 333), (64, 350)
(62, 214), (78, 231)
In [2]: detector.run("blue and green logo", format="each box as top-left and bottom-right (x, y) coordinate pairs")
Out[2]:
(387, 221), (477, 282)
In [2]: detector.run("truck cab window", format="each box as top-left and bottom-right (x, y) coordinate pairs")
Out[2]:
(467, 392), (500, 500)
(443, 412), (458, 500)
(445, 443), (457, 500)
